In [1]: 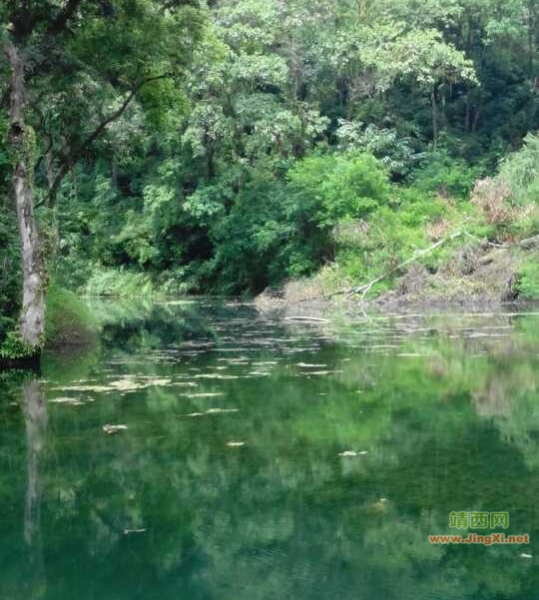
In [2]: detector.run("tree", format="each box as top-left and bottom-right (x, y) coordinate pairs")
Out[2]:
(20, 0), (537, 303)
(1, 0), (202, 354)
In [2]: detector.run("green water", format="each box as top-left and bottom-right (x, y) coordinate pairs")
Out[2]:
(1, 300), (539, 600)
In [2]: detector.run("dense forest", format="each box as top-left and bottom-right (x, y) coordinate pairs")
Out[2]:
(1, 0), (539, 358)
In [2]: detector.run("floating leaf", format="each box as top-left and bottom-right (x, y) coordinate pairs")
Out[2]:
(123, 528), (147, 535)
(184, 408), (239, 417)
(194, 374), (240, 380)
(183, 392), (224, 398)
(103, 424), (128, 434)
(49, 397), (85, 406)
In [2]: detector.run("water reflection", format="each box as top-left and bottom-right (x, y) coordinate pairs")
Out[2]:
(0, 302), (538, 600)
(22, 378), (47, 598)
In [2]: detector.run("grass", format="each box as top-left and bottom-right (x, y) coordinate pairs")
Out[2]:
(82, 268), (157, 298)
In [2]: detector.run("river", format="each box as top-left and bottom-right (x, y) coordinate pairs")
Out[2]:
(1, 299), (539, 599)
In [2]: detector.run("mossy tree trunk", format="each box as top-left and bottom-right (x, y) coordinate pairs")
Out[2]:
(5, 40), (45, 353)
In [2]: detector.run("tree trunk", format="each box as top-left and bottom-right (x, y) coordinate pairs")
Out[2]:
(430, 87), (439, 148)
(464, 90), (471, 133)
(5, 40), (45, 352)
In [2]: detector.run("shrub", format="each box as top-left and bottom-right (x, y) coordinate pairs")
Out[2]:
(471, 178), (515, 225)
(288, 153), (390, 227)
(320, 154), (390, 225)
(410, 151), (479, 200)
(497, 134), (539, 206)
(329, 206), (431, 294)
(516, 257), (539, 299)
(210, 172), (325, 293)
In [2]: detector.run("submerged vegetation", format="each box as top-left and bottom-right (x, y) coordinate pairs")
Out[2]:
(1, 0), (539, 356)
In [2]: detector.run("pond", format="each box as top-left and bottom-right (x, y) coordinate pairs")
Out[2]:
(1, 299), (539, 600)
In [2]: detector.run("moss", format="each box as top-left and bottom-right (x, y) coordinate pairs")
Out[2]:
(45, 285), (99, 350)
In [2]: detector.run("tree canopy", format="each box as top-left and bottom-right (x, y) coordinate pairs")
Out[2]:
(1, 0), (538, 354)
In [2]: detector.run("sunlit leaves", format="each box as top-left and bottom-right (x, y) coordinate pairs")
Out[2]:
(359, 27), (478, 92)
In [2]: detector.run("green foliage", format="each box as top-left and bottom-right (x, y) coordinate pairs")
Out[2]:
(336, 121), (419, 177)
(0, 206), (21, 342)
(3, 0), (539, 312)
(410, 151), (481, 199)
(320, 154), (391, 225)
(327, 205), (436, 295)
(209, 170), (323, 293)
(516, 256), (539, 300)
(289, 153), (390, 226)
(201, 152), (392, 293)
(0, 331), (37, 361)
(83, 268), (157, 298)
(497, 134), (539, 206)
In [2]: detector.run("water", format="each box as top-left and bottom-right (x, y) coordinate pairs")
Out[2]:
(1, 299), (539, 600)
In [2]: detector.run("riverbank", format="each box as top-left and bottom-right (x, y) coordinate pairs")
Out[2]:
(255, 233), (539, 319)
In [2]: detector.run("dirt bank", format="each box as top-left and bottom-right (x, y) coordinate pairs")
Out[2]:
(256, 235), (539, 318)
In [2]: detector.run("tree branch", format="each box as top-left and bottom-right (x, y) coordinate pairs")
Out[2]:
(34, 138), (53, 175)
(47, 0), (87, 35)
(42, 73), (173, 208)
(334, 230), (466, 299)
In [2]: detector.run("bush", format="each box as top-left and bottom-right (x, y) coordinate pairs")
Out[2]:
(327, 206), (432, 294)
(516, 257), (539, 299)
(288, 152), (390, 225)
(497, 134), (539, 206)
(319, 154), (391, 225)
(410, 151), (479, 200)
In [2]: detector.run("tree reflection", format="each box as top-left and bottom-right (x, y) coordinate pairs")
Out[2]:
(21, 378), (47, 598)
(1, 306), (538, 600)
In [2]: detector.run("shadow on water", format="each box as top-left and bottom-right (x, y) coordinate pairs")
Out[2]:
(1, 299), (539, 600)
